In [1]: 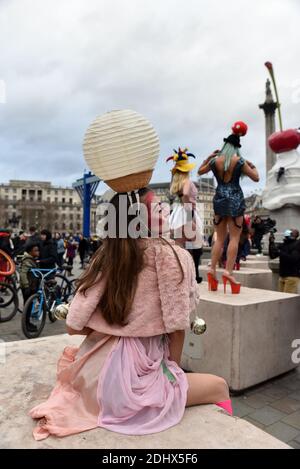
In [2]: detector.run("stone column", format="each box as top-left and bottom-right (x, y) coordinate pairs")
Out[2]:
(259, 79), (278, 176)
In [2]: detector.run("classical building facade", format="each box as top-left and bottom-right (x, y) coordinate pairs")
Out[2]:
(0, 180), (98, 234)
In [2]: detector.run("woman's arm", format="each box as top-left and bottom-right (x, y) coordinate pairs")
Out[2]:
(242, 160), (260, 182)
(66, 279), (104, 331)
(198, 150), (219, 176)
(168, 330), (185, 366)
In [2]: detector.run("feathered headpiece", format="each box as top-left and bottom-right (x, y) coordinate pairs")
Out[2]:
(166, 147), (196, 174)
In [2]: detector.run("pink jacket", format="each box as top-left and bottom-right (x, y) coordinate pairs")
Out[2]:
(66, 238), (200, 337)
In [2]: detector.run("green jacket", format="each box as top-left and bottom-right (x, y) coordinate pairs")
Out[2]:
(19, 253), (37, 290)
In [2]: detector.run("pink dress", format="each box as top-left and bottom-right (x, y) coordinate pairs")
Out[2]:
(29, 239), (200, 440)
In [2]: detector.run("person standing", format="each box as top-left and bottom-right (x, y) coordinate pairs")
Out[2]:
(78, 234), (89, 269)
(269, 229), (300, 293)
(251, 216), (265, 255)
(19, 243), (40, 332)
(25, 226), (40, 249)
(20, 243), (40, 303)
(198, 121), (259, 293)
(66, 237), (77, 274)
(167, 147), (204, 283)
(12, 231), (27, 256)
(55, 232), (65, 268)
(38, 229), (57, 270)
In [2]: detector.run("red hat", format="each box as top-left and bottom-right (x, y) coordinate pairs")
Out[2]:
(232, 121), (248, 136)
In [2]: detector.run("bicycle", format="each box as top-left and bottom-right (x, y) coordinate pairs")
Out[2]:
(55, 264), (74, 302)
(0, 249), (19, 322)
(21, 268), (66, 338)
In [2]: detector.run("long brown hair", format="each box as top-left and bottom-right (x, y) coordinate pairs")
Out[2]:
(76, 187), (184, 326)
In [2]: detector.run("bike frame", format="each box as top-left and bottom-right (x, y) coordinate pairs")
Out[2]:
(29, 268), (58, 321)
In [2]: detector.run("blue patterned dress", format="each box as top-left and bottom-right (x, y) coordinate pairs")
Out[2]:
(210, 157), (246, 218)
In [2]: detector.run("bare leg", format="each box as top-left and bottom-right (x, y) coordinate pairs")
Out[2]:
(186, 373), (229, 407)
(225, 216), (243, 276)
(210, 216), (228, 275)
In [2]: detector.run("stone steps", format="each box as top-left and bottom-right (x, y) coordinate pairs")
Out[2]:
(201, 258), (270, 270)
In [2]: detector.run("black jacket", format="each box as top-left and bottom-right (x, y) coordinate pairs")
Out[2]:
(251, 221), (265, 237)
(39, 239), (58, 269)
(269, 238), (300, 277)
(78, 238), (89, 254)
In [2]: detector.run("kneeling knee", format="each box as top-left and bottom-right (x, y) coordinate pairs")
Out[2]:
(214, 376), (229, 402)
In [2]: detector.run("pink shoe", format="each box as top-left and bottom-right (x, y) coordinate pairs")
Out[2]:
(216, 399), (233, 416)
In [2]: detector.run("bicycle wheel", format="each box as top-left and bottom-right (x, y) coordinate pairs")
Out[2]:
(0, 281), (15, 308)
(16, 286), (23, 313)
(4, 275), (23, 312)
(22, 293), (46, 338)
(54, 273), (72, 302)
(0, 282), (19, 322)
(69, 278), (77, 296)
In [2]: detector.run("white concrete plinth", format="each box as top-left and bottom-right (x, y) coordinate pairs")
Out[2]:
(247, 255), (270, 261)
(182, 283), (300, 392)
(201, 259), (270, 270)
(199, 265), (273, 290)
(0, 335), (289, 449)
(240, 260), (270, 270)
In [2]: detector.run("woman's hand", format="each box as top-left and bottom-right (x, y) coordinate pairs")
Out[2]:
(204, 149), (219, 164)
(245, 159), (256, 169)
(198, 150), (219, 176)
(208, 149), (220, 158)
(168, 330), (185, 366)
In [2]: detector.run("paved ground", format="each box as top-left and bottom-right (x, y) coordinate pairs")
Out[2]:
(232, 367), (300, 448)
(1, 255), (300, 448)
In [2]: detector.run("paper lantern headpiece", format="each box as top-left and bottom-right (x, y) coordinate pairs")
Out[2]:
(166, 147), (196, 174)
(83, 110), (160, 192)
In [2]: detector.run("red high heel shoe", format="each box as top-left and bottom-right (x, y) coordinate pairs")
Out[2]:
(207, 272), (218, 291)
(222, 274), (241, 294)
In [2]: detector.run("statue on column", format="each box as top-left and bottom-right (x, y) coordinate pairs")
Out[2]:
(262, 62), (300, 232)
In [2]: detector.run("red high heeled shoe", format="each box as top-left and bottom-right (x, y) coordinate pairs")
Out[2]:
(222, 274), (241, 294)
(207, 272), (218, 291)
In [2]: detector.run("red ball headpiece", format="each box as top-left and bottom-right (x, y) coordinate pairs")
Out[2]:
(231, 121), (248, 136)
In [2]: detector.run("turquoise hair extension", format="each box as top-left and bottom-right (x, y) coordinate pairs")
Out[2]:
(211, 142), (242, 172)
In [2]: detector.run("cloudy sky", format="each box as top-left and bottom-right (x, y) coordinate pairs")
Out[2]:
(0, 0), (299, 196)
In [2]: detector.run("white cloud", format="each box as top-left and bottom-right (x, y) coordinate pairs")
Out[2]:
(0, 0), (299, 195)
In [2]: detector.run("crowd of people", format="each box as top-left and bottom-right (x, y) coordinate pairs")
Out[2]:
(0, 227), (102, 306)
(0, 227), (101, 270)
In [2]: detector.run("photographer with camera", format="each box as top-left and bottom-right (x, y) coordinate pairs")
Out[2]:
(269, 228), (300, 293)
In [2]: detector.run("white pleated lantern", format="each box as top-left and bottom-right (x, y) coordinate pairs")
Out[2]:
(83, 110), (160, 192)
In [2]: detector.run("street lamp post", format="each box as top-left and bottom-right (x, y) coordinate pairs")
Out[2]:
(73, 172), (100, 238)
